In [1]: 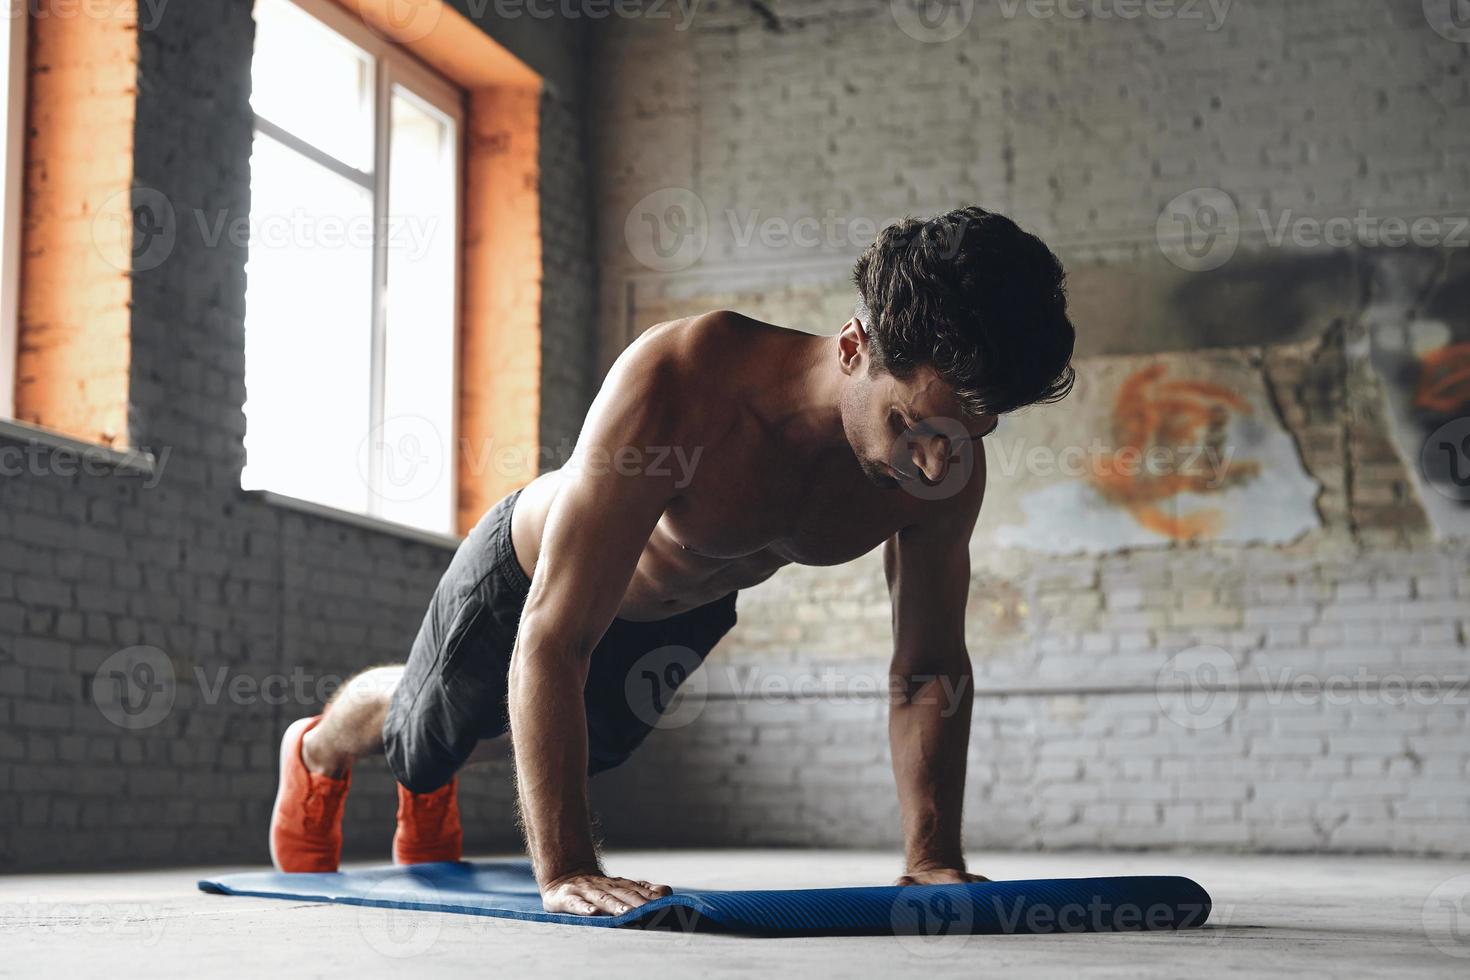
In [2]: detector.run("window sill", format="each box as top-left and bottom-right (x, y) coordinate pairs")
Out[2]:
(0, 417), (157, 475)
(246, 488), (463, 551)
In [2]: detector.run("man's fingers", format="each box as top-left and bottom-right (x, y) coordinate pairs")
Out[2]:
(552, 894), (600, 916)
(543, 875), (673, 916)
(601, 883), (652, 911)
(565, 886), (660, 915)
(577, 889), (616, 915)
(602, 877), (641, 896)
(622, 878), (670, 901)
(547, 889), (608, 917)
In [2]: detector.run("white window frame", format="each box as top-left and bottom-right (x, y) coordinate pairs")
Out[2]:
(249, 0), (465, 532)
(1, 3), (27, 418)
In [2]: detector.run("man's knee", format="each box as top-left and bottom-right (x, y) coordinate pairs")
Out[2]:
(379, 671), (481, 794)
(393, 762), (455, 795)
(331, 665), (403, 712)
(383, 717), (463, 794)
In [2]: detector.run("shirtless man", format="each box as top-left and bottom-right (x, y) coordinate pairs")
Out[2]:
(268, 205), (1076, 917)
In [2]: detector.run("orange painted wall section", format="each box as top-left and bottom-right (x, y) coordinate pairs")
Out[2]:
(14, 7), (137, 447)
(458, 86), (543, 534)
(338, 0), (540, 88)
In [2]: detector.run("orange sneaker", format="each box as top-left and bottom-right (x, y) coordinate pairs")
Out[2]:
(269, 715), (351, 872)
(392, 778), (462, 865)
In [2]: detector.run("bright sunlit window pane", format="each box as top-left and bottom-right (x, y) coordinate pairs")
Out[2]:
(241, 131), (375, 514)
(376, 88), (458, 533)
(250, 0), (374, 173)
(245, 0), (461, 537)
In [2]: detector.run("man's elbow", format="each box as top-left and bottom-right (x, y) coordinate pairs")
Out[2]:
(507, 611), (593, 693)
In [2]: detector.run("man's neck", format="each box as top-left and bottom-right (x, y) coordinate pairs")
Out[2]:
(755, 329), (848, 455)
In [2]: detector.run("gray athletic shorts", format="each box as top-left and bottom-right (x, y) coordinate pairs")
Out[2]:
(383, 488), (739, 793)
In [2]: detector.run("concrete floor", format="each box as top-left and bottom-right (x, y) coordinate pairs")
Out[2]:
(4, 850), (1468, 978)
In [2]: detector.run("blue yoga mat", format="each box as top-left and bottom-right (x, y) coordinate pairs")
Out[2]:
(199, 861), (1211, 936)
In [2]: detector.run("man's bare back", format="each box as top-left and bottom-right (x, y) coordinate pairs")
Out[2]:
(511, 311), (993, 621)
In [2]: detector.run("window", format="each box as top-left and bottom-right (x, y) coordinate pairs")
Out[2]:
(1, 4), (26, 419)
(245, 0), (462, 535)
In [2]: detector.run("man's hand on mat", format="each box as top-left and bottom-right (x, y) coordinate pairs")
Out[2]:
(541, 871), (672, 916)
(895, 868), (990, 886)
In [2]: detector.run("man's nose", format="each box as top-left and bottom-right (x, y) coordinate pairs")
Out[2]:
(912, 437), (950, 483)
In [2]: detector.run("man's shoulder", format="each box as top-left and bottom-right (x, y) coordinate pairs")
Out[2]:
(614, 310), (758, 391)
(598, 311), (755, 436)
(634, 309), (756, 360)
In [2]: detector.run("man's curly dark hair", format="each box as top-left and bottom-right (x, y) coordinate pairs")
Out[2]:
(852, 206), (1076, 417)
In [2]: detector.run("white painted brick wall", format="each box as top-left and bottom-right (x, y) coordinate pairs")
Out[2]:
(585, 0), (1470, 856)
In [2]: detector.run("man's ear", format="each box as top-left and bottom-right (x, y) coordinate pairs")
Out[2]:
(837, 316), (867, 376)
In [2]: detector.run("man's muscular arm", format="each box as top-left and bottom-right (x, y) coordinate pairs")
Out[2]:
(884, 462), (987, 885)
(508, 335), (683, 916)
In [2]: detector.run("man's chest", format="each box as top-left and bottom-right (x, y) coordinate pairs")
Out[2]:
(657, 450), (919, 568)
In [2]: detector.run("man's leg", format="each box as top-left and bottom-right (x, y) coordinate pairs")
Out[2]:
(300, 665), (403, 777)
(268, 666), (402, 873)
(270, 663), (475, 871)
(303, 666), (509, 774)
(269, 489), (527, 872)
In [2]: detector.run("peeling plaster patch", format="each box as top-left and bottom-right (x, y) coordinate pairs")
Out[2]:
(1368, 320), (1470, 541)
(982, 350), (1322, 555)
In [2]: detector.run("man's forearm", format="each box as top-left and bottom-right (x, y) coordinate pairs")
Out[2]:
(508, 630), (599, 886)
(889, 667), (974, 871)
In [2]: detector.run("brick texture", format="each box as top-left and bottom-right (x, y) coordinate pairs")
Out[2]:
(0, 1), (592, 870)
(4, 0), (1466, 870)
(15, 3), (137, 447)
(459, 86), (544, 530)
(584, 0), (1470, 857)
